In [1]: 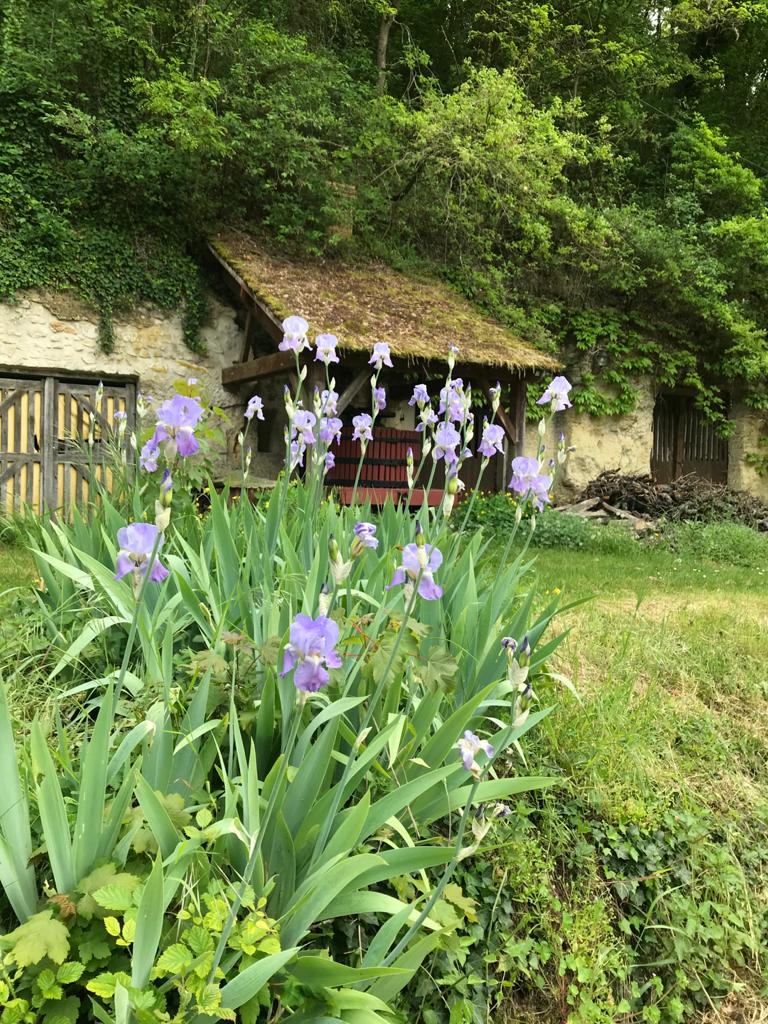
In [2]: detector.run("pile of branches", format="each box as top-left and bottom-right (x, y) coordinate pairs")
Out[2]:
(580, 471), (768, 532)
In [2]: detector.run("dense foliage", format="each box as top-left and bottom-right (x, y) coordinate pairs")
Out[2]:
(1, 1), (768, 422)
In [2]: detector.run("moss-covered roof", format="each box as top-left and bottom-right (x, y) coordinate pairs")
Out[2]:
(210, 231), (558, 373)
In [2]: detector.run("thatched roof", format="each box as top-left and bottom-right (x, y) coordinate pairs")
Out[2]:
(210, 231), (558, 373)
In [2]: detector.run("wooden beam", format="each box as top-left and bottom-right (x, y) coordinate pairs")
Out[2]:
(477, 375), (517, 444)
(239, 310), (254, 364)
(222, 350), (295, 387)
(206, 242), (283, 343)
(512, 379), (527, 455)
(336, 367), (372, 415)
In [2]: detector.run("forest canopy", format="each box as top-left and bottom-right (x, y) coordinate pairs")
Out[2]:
(1, 0), (768, 420)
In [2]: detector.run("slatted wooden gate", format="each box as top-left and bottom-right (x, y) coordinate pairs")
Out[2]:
(651, 393), (728, 484)
(0, 374), (135, 514)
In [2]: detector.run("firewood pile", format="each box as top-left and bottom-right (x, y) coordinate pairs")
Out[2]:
(555, 471), (768, 532)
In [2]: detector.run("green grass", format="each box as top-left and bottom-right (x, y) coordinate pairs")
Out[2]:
(507, 536), (768, 1022)
(0, 542), (35, 601)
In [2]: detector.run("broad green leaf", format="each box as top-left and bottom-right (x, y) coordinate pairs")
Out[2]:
(49, 616), (124, 680)
(72, 687), (114, 882)
(131, 854), (164, 988)
(107, 720), (156, 782)
(369, 932), (443, 1002)
(173, 718), (222, 755)
(31, 720), (74, 893)
(281, 854), (385, 948)
(0, 679), (36, 921)
(319, 792), (370, 865)
(154, 942), (193, 975)
(2, 910), (70, 967)
(134, 775), (179, 857)
(288, 957), (407, 989)
(220, 946), (299, 1010)
(34, 552), (94, 591)
(362, 765), (456, 840)
(56, 962), (86, 984)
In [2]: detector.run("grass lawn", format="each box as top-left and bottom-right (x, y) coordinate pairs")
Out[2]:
(513, 542), (768, 1021)
(0, 543), (35, 600)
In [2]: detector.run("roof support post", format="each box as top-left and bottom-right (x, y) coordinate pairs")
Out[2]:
(336, 367), (371, 415)
(478, 375), (519, 446)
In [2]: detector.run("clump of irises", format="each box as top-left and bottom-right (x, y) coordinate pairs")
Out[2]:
(117, 314), (572, 718)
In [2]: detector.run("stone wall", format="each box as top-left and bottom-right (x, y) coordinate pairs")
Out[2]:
(522, 379), (768, 502)
(728, 401), (768, 501)
(0, 289), (250, 472)
(523, 378), (656, 499)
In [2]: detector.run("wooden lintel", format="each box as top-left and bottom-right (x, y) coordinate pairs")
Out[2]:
(336, 367), (372, 415)
(222, 350), (295, 387)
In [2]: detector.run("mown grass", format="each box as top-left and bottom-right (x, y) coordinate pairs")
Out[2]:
(509, 538), (768, 1022)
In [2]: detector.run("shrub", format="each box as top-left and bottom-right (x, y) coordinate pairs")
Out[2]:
(461, 494), (639, 555)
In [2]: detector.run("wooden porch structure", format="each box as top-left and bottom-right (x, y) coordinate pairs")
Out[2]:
(209, 230), (558, 501)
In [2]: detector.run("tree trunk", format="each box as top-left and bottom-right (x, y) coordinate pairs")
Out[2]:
(376, 5), (398, 95)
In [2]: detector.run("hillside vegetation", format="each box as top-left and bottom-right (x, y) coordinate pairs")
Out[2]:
(2, 1), (768, 430)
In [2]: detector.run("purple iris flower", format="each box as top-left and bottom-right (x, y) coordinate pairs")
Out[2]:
(324, 451), (335, 473)
(478, 423), (505, 459)
(409, 384), (430, 407)
(279, 315), (309, 353)
(353, 522), (379, 550)
(369, 342), (393, 370)
(415, 408), (438, 432)
(320, 389), (339, 415)
(373, 386), (387, 412)
(508, 456), (552, 511)
(352, 413), (373, 445)
(140, 439), (159, 472)
(281, 613), (342, 693)
(537, 375), (572, 412)
(293, 409), (317, 445)
(433, 423), (461, 462)
(315, 332), (340, 365)
(458, 730), (494, 772)
(290, 438), (305, 470)
(319, 416), (343, 445)
(114, 411), (127, 423)
(154, 394), (204, 458)
(387, 543), (443, 601)
(438, 380), (467, 423)
(114, 523), (169, 583)
(245, 394), (265, 421)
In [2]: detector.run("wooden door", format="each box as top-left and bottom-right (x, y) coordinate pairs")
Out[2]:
(652, 394), (728, 484)
(0, 374), (135, 514)
(0, 377), (45, 514)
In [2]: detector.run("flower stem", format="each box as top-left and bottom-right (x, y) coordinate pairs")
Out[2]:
(208, 703), (304, 983)
(114, 531), (163, 705)
(381, 776), (480, 966)
(309, 575), (422, 868)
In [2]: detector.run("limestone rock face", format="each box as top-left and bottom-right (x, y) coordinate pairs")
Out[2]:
(728, 402), (768, 502)
(524, 378), (656, 499)
(0, 291), (247, 471)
